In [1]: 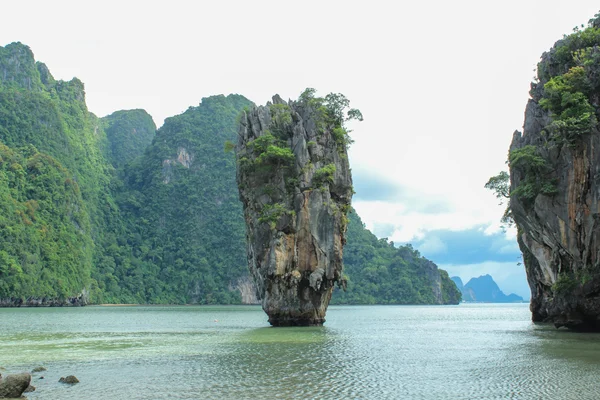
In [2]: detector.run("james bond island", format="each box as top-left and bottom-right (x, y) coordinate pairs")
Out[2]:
(235, 90), (359, 326)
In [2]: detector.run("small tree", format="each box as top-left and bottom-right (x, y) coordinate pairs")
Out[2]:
(324, 92), (363, 127)
(485, 171), (513, 226)
(298, 88), (363, 150)
(484, 171), (509, 199)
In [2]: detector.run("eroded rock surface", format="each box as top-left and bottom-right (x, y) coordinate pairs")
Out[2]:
(236, 94), (353, 326)
(509, 16), (600, 330)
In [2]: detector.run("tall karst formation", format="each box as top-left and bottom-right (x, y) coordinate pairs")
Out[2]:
(508, 13), (600, 330)
(236, 90), (359, 326)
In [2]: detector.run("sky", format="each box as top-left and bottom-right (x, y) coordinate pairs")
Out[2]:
(2, 0), (600, 299)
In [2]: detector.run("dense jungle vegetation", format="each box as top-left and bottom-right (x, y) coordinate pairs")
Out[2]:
(0, 42), (459, 305)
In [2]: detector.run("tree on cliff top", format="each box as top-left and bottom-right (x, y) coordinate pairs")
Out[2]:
(299, 88), (363, 127)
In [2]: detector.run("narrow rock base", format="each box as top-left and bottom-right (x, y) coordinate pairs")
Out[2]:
(268, 316), (326, 327)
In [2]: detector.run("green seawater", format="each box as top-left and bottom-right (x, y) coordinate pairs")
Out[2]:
(1, 304), (599, 399)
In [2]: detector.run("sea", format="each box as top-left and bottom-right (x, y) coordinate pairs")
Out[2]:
(1, 304), (599, 399)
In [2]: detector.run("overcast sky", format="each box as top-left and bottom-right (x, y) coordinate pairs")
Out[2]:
(2, 1), (599, 298)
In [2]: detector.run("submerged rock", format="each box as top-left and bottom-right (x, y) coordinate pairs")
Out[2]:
(0, 373), (31, 398)
(31, 367), (46, 373)
(236, 91), (356, 326)
(0, 293), (88, 307)
(59, 375), (79, 384)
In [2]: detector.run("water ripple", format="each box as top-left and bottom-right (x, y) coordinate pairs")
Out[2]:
(1, 304), (599, 399)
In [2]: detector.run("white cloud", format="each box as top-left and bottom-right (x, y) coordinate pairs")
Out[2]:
(353, 196), (506, 243)
(418, 236), (447, 255)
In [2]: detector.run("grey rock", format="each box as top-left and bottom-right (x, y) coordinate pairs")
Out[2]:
(0, 293), (88, 307)
(0, 373), (31, 398)
(31, 367), (46, 373)
(23, 385), (35, 393)
(236, 95), (353, 326)
(510, 80), (600, 330)
(59, 375), (79, 384)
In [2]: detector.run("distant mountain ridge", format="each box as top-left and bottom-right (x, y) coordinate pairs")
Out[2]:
(451, 275), (524, 303)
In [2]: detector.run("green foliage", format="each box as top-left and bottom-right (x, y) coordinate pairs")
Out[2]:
(332, 126), (354, 151)
(102, 109), (156, 167)
(331, 210), (461, 305)
(313, 163), (336, 187)
(485, 171), (510, 199)
(508, 145), (557, 206)
(535, 18), (600, 145)
(258, 203), (291, 229)
(0, 42), (121, 302)
(509, 145), (547, 170)
(110, 94), (256, 304)
(539, 66), (596, 144)
(256, 145), (295, 165)
(323, 92), (363, 126)
(0, 46), (457, 306)
(485, 171), (513, 226)
(299, 88), (318, 103)
(0, 142), (92, 299)
(248, 133), (276, 153)
(246, 133), (295, 168)
(0, 43), (44, 91)
(269, 103), (293, 136)
(224, 140), (235, 153)
(297, 88), (362, 150)
(539, 67), (590, 113)
(537, 24), (600, 82)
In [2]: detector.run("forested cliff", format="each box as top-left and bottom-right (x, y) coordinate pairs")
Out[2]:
(0, 42), (460, 306)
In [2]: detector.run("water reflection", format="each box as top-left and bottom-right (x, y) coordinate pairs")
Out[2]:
(192, 326), (356, 399)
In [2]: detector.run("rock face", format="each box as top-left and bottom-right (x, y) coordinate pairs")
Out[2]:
(236, 93), (354, 326)
(0, 373), (31, 398)
(0, 294), (88, 307)
(509, 15), (600, 330)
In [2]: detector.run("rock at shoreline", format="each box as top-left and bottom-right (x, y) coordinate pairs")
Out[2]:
(59, 375), (79, 384)
(0, 294), (88, 307)
(0, 373), (31, 398)
(31, 367), (46, 373)
(24, 385), (35, 393)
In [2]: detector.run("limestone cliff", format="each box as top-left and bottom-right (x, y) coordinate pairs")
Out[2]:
(236, 91), (355, 326)
(509, 15), (600, 330)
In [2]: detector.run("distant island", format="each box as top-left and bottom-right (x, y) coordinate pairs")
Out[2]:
(451, 275), (524, 303)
